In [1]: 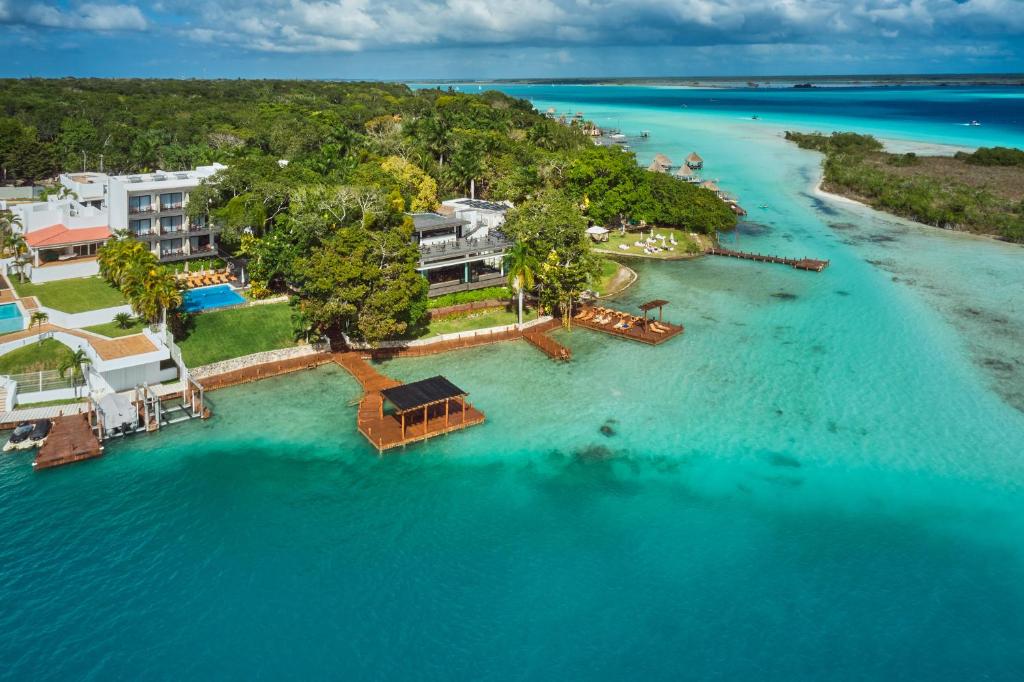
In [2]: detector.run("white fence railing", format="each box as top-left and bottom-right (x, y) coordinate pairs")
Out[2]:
(6, 369), (75, 393)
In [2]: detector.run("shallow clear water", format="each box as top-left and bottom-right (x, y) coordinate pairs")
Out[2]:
(2, 85), (1024, 680)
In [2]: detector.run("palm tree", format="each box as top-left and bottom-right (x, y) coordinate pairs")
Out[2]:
(98, 235), (153, 287)
(124, 264), (182, 323)
(447, 138), (483, 198)
(59, 348), (92, 397)
(420, 115), (450, 168)
(113, 312), (135, 329)
(504, 242), (538, 328)
(8, 234), (30, 282)
(0, 209), (22, 244)
(29, 311), (49, 342)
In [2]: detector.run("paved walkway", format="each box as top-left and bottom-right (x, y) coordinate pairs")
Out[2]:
(0, 402), (88, 427)
(1, 323), (157, 360)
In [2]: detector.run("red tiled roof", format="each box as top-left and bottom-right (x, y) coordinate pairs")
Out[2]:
(25, 224), (111, 248)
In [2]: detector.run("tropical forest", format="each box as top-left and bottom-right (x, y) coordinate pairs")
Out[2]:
(0, 79), (736, 342)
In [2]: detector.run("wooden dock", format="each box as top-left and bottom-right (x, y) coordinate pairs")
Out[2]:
(708, 246), (829, 272)
(34, 415), (104, 470)
(574, 305), (684, 345)
(523, 318), (571, 361)
(333, 352), (485, 452)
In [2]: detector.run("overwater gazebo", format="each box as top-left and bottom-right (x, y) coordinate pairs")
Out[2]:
(686, 152), (704, 169)
(380, 376), (473, 442)
(649, 153), (672, 173)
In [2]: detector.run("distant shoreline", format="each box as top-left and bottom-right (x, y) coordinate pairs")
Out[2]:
(415, 73), (1024, 89)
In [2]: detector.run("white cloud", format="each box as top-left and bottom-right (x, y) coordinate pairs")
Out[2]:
(4, 2), (148, 31)
(3, 0), (1024, 57)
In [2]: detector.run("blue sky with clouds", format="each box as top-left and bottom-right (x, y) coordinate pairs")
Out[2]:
(1, 0), (1022, 79)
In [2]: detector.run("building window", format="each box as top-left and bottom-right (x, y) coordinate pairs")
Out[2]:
(160, 238), (183, 257)
(160, 215), (183, 233)
(130, 218), (152, 236)
(129, 195), (152, 214)
(159, 192), (183, 211)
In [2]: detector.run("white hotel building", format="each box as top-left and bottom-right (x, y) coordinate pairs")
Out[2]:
(4, 164), (225, 283)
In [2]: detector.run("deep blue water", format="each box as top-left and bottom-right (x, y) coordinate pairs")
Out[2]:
(180, 284), (246, 313)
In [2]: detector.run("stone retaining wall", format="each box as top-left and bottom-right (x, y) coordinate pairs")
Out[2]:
(191, 343), (328, 380)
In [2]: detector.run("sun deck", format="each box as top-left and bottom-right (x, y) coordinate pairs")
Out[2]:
(574, 301), (684, 345)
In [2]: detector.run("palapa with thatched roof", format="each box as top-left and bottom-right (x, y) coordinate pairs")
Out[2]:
(648, 153), (672, 173)
(701, 180), (721, 195)
(674, 165), (694, 178)
(686, 152), (704, 169)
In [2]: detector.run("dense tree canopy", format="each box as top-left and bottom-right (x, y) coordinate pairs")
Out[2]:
(2, 78), (741, 341)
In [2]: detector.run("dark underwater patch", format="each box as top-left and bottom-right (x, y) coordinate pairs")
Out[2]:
(771, 292), (798, 301)
(736, 221), (772, 237)
(599, 418), (618, 437)
(803, 193), (840, 216)
(980, 357), (1016, 373)
(752, 473), (804, 488)
(834, 289), (850, 296)
(767, 453), (802, 468)
(575, 444), (616, 461)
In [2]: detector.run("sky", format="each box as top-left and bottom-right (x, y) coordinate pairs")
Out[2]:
(1, 0), (1023, 79)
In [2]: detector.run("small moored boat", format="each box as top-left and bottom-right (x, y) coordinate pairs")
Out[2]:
(3, 423), (34, 452)
(28, 420), (51, 447)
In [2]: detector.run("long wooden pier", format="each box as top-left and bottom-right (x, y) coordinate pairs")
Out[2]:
(708, 246), (829, 272)
(333, 352), (485, 452)
(523, 318), (571, 361)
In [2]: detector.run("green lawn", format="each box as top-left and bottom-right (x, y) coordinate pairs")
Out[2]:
(425, 307), (538, 337)
(0, 338), (69, 374)
(12, 276), (126, 313)
(83, 319), (147, 338)
(594, 227), (705, 258)
(177, 302), (296, 367)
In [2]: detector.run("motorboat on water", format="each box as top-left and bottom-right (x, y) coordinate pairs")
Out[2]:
(968, 120), (981, 126)
(751, 115), (760, 120)
(3, 419), (51, 452)
(4, 423), (34, 452)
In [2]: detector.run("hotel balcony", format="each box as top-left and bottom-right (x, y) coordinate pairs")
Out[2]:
(159, 203), (183, 212)
(129, 205), (157, 215)
(418, 231), (512, 268)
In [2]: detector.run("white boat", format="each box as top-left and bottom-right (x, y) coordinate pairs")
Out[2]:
(610, 133), (626, 140)
(968, 120), (981, 126)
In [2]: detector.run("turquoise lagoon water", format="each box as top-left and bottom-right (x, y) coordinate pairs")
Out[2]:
(2, 86), (1024, 680)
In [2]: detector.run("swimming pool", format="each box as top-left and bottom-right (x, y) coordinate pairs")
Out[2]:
(0, 303), (24, 335)
(180, 285), (246, 313)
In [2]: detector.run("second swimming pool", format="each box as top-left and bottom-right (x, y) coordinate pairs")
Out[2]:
(0, 303), (24, 335)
